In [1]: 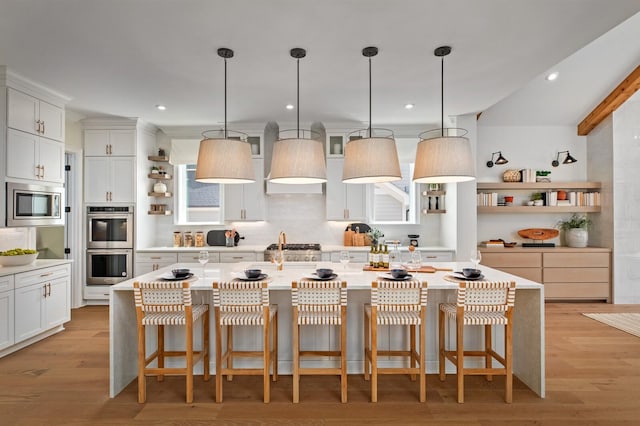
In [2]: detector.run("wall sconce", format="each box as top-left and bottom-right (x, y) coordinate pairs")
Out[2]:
(552, 150), (577, 167)
(486, 151), (509, 167)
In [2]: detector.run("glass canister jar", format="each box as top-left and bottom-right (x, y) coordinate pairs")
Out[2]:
(184, 231), (193, 247)
(195, 231), (205, 247)
(173, 231), (182, 247)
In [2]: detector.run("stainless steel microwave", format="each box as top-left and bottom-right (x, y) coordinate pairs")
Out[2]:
(6, 182), (65, 227)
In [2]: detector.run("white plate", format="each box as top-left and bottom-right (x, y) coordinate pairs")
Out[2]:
(452, 272), (485, 281)
(158, 272), (194, 281)
(232, 273), (269, 281)
(377, 273), (413, 281)
(303, 273), (339, 281)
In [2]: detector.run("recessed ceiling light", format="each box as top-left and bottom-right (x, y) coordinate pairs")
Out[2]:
(285, 104), (295, 110)
(405, 103), (415, 109)
(156, 104), (166, 111)
(546, 72), (559, 81)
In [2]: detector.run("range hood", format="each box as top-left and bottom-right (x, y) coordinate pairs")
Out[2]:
(263, 121), (324, 195)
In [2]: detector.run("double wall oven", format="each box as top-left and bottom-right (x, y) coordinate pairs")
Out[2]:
(86, 206), (134, 286)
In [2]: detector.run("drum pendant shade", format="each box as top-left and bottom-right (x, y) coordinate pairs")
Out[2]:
(269, 137), (326, 184)
(195, 137), (255, 183)
(342, 137), (402, 183)
(413, 135), (474, 183)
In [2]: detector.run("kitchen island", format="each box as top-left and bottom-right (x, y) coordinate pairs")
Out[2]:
(109, 261), (544, 398)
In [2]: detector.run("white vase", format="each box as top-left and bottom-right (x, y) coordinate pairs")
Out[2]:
(566, 228), (588, 248)
(153, 181), (167, 193)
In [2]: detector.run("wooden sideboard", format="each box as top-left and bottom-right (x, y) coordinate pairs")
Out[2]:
(479, 247), (611, 302)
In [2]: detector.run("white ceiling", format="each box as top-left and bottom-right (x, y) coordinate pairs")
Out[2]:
(1, 0), (639, 130)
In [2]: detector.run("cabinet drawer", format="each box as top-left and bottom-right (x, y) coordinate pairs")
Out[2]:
(481, 252), (542, 268)
(0, 275), (14, 293)
(177, 252), (221, 263)
(544, 282), (610, 300)
(419, 251), (453, 262)
(495, 267), (542, 283)
(544, 267), (609, 283)
(543, 252), (609, 268)
(136, 252), (178, 263)
(15, 264), (70, 289)
(219, 252), (257, 263)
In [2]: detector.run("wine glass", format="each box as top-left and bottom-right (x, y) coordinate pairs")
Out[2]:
(198, 250), (209, 278)
(470, 249), (482, 269)
(339, 251), (350, 270)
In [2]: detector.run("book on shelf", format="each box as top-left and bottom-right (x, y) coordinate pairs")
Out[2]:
(483, 241), (505, 247)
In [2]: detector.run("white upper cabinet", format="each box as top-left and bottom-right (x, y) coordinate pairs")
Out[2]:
(224, 158), (265, 221)
(84, 156), (136, 203)
(7, 88), (64, 142)
(84, 129), (136, 156)
(326, 158), (367, 221)
(6, 128), (64, 184)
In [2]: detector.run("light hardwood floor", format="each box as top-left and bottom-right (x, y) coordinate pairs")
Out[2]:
(1, 303), (639, 425)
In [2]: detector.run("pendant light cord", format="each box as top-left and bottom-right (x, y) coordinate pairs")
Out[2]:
(440, 55), (444, 138)
(368, 55), (372, 138)
(224, 57), (228, 139)
(297, 56), (300, 138)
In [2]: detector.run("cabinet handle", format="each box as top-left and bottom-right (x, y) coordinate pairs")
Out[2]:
(42, 121), (45, 134)
(109, 144), (113, 155)
(41, 165), (45, 178)
(43, 284), (47, 298)
(40, 272), (54, 277)
(106, 144), (109, 155)
(36, 120), (40, 133)
(47, 283), (51, 297)
(150, 256), (161, 260)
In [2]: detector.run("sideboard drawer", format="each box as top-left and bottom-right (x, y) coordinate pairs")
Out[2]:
(543, 252), (609, 268)
(497, 267), (542, 283)
(481, 252), (542, 268)
(544, 267), (609, 283)
(544, 282), (610, 299)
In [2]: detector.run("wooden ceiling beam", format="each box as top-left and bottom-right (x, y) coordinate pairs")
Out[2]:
(578, 65), (640, 136)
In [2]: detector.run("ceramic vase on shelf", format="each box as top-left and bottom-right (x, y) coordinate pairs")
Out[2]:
(565, 228), (588, 248)
(153, 181), (167, 193)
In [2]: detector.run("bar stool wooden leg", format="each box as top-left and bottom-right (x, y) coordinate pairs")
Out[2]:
(262, 309), (270, 403)
(438, 307), (446, 381)
(292, 308), (300, 403)
(186, 319), (194, 404)
(456, 316), (464, 403)
(419, 320), (426, 402)
(485, 324), (493, 382)
(214, 309), (223, 403)
(273, 310), (278, 381)
(137, 322), (146, 403)
(410, 324), (417, 381)
(505, 322), (513, 403)
(157, 325), (165, 382)
(371, 313), (378, 403)
(226, 325), (233, 381)
(340, 306), (348, 403)
(203, 309), (210, 381)
(363, 308), (370, 381)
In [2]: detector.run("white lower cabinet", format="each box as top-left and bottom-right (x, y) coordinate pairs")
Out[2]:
(0, 276), (15, 351)
(135, 252), (178, 275)
(177, 252), (221, 264)
(219, 252), (257, 263)
(13, 264), (71, 344)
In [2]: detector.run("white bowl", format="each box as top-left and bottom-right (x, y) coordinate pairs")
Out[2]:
(0, 253), (39, 267)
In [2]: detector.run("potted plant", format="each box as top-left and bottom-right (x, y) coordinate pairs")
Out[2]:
(531, 192), (544, 206)
(557, 214), (591, 247)
(536, 170), (551, 182)
(367, 228), (384, 246)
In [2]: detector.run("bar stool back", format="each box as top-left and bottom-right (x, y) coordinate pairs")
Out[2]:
(364, 279), (428, 402)
(292, 280), (348, 403)
(133, 281), (210, 403)
(212, 280), (278, 403)
(438, 280), (516, 403)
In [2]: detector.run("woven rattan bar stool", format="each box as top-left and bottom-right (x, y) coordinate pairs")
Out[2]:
(133, 281), (210, 404)
(364, 279), (428, 402)
(438, 280), (516, 403)
(212, 280), (278, 403)
(292, 279), (348, 403)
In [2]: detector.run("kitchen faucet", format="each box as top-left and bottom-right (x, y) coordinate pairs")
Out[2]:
(275, 231), (286, 270)
(278, 231), (287, 250)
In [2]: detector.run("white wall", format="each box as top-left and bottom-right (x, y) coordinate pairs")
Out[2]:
(476, 124), (588, 244)
(611, 96), (640, 303)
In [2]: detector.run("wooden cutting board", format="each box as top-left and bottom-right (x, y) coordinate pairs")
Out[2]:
(363, 265), (452, 273)
(518, 228), (559, 240)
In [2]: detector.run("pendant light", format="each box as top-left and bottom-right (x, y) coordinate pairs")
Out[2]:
(413, 46), (474, 183)
(269, 48), (326, 184)
(342, 46), (401, 184)
(195, 48), (255, 184)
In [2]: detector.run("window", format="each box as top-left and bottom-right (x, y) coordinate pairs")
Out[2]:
(369, 163), (418, 224)
(175, 164), (222, 224)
